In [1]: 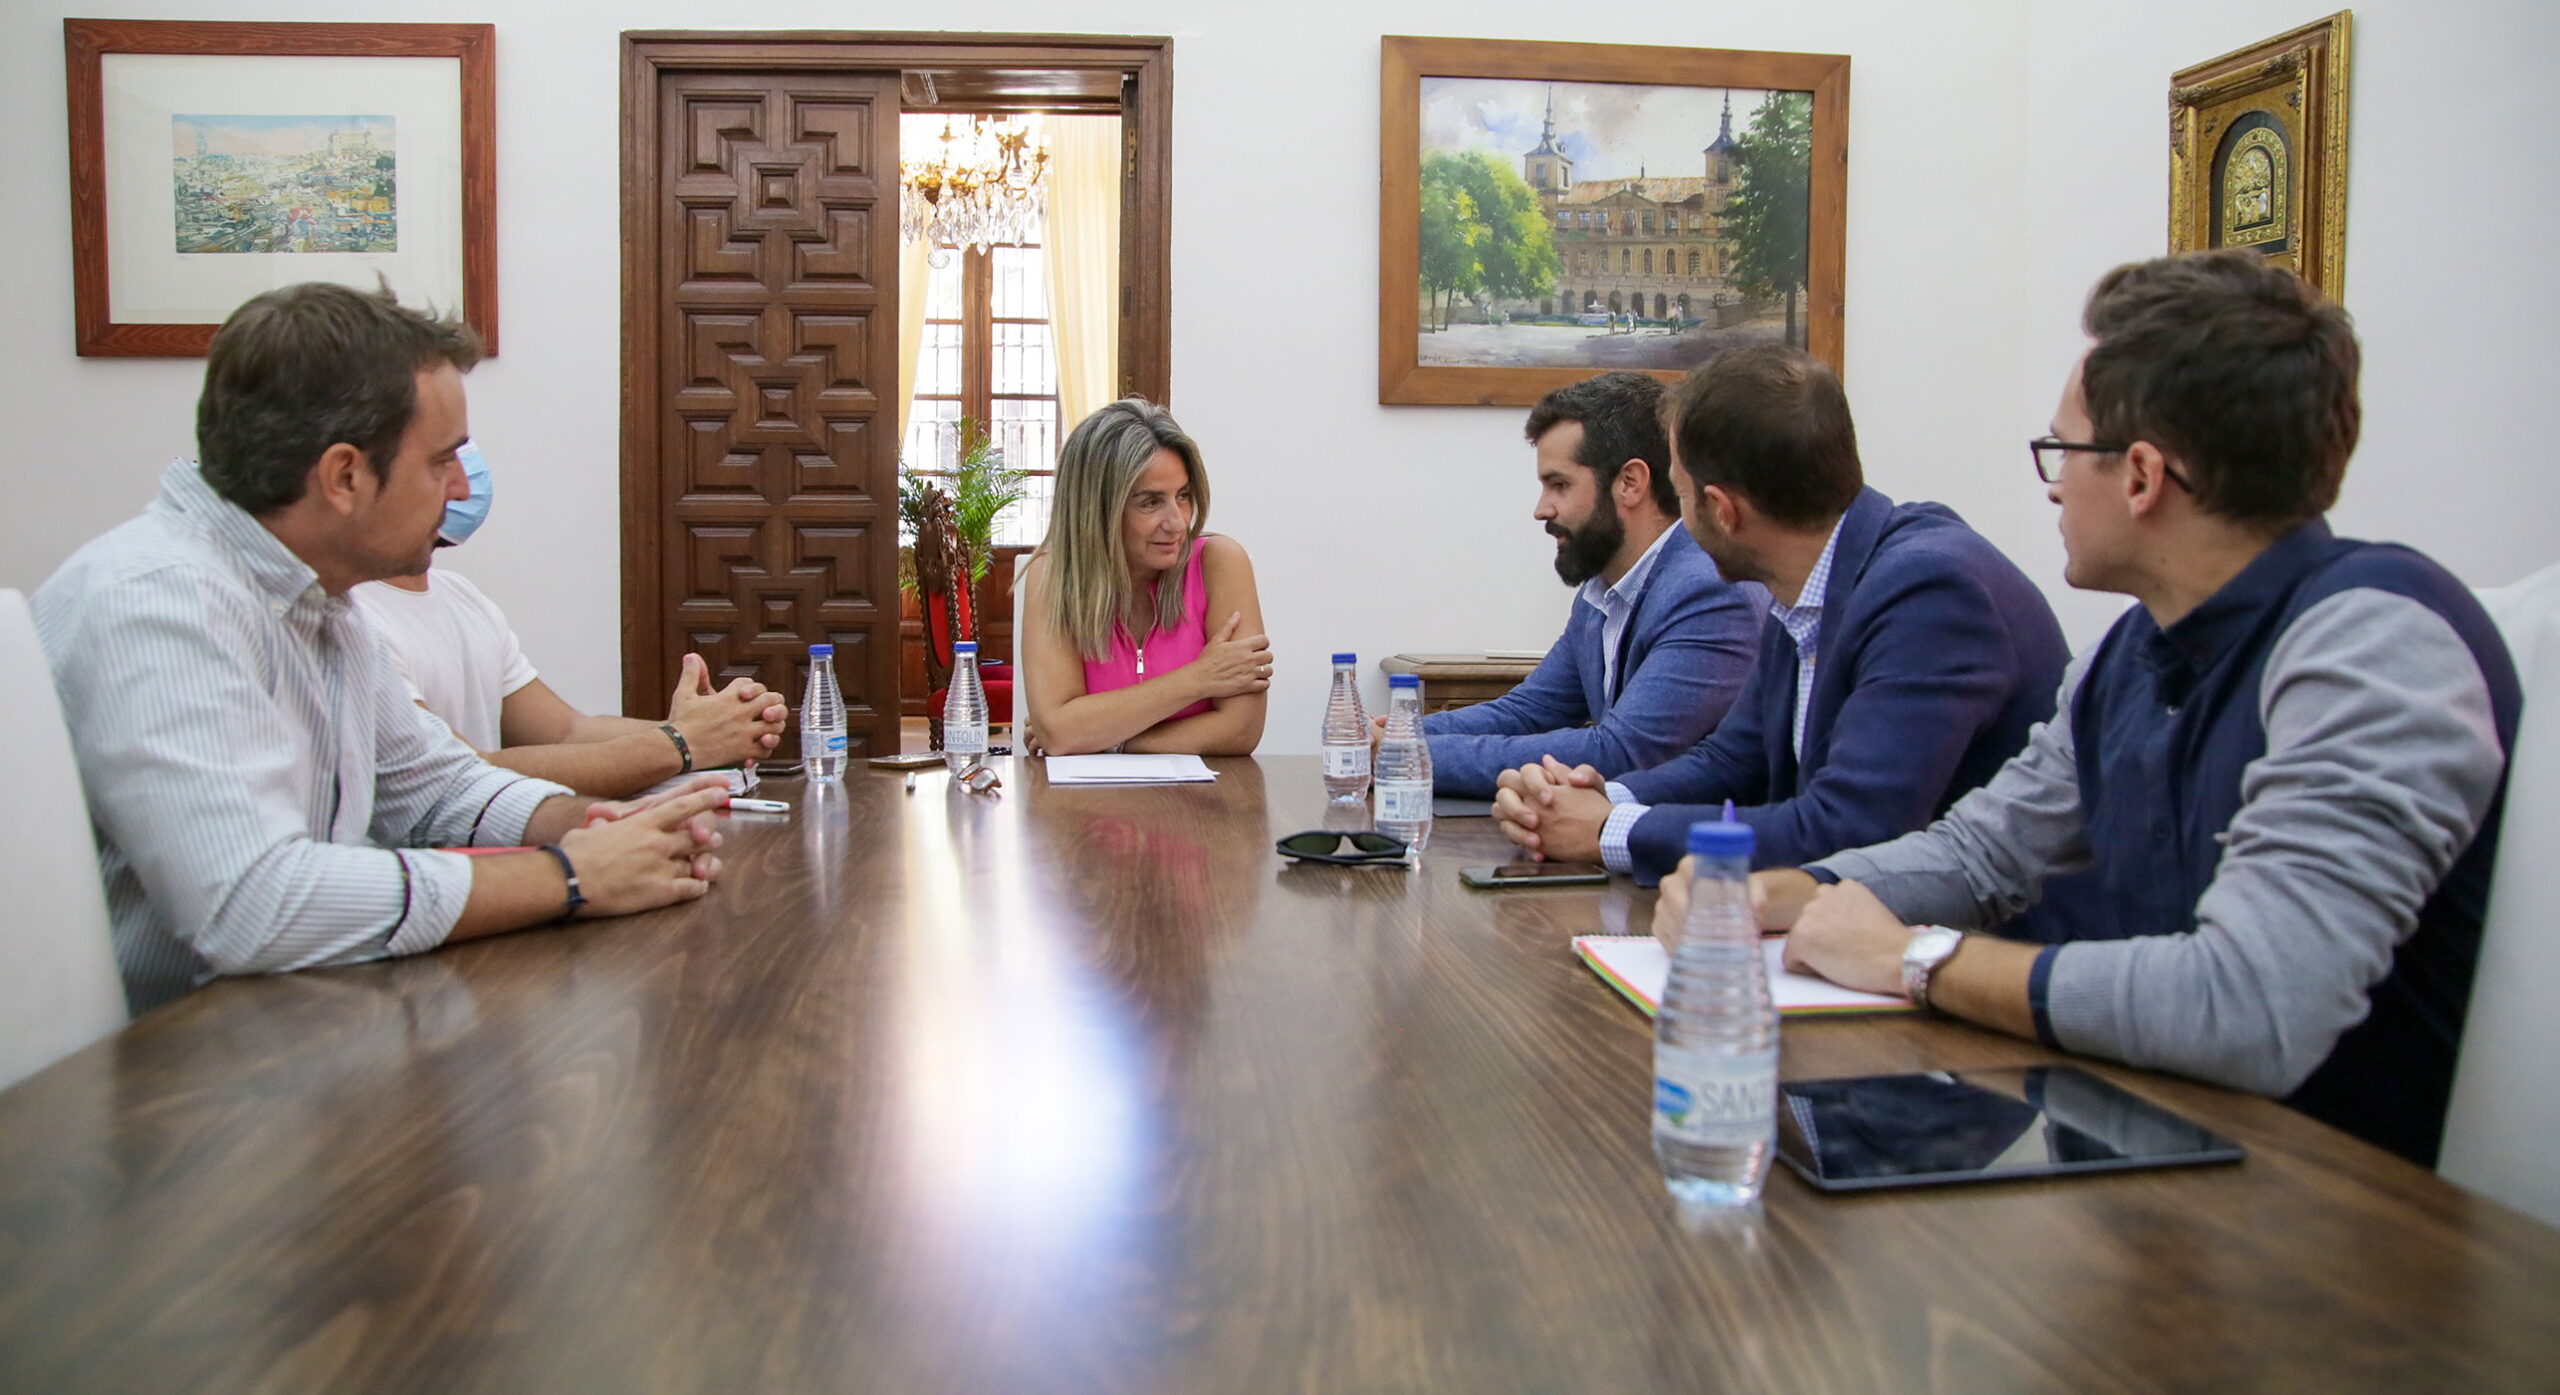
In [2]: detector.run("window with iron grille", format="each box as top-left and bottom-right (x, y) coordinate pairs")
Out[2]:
(901, 236), (1064, 548)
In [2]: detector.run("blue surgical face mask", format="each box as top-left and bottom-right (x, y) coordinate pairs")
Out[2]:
(437, 440), (494, 547)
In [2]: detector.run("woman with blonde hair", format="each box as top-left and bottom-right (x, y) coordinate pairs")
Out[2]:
(1019, 399), (1270, 755)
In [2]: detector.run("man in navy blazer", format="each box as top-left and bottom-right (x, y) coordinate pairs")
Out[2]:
(1495, 345), (2072, 886)
(1420, 373), (1766, 798)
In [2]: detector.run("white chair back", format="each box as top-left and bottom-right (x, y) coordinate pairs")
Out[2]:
(0, 589), (128, 1090)
(1011, 563), (1034, 738)
(2440, 582), (2560, 1224)
(2474, 560), (2560, 677)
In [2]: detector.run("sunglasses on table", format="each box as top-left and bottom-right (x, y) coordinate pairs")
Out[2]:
(1275, 831), (1412, 865)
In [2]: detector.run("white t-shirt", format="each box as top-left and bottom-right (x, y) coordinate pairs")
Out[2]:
(351, 568), (538, 752)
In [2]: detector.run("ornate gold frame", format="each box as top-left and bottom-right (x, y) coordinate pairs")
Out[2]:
(2168, 12), (2352, 300)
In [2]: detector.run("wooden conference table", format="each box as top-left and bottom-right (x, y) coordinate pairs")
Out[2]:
(2, 757), (2556, 1393)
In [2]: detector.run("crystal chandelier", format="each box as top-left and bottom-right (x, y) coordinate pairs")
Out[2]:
(899, 115), (1050, 259)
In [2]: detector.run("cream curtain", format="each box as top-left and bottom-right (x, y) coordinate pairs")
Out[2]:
(894, 228), (933, 448)
(1041, 115), (1123, 426)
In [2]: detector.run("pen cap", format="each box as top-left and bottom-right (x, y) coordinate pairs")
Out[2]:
(1687, 820), (1754, 861)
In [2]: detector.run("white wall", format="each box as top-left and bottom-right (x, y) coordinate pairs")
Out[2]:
(3, 0), (2550, 749)
(2018, 0), (2560, 641)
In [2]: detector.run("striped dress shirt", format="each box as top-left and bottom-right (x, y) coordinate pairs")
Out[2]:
(33, 461), (572, 1012)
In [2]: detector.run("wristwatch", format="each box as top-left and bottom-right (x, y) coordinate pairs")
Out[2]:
(1901, 927), (1965, 1010)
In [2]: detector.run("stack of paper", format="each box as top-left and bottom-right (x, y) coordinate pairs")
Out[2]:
(1573, 935), (1916, 1017)
(1043, 754), (1220, 785)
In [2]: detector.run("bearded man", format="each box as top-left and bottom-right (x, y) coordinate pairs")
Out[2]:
(1412, 371), (1767, 798)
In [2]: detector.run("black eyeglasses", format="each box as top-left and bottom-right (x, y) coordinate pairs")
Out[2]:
(2029, 436), (2197, 493)
(1275, 830), (1411, 865)
(2028, 436), (2124, 483)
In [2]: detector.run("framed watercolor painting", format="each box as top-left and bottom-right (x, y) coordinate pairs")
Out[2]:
(2168, 12), (2351, 301)
(1380, 36), (1847, 407)
(64, 19), (496, 356)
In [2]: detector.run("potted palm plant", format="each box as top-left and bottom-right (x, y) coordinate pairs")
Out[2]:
(943, 419), (1029, 593)
(899, 418), (1028, 639)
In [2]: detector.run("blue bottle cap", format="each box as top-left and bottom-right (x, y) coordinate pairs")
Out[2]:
(1388, 673), (1420, 688)
(1688, 819), (1755, 859)
(954, 641), (978, 655)
(809, 643), (834, 657)
(1332, 652), (1357, 664)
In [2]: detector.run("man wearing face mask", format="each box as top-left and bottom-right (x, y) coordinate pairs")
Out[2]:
(1403, 372), (1767, 798)
(353, 444), (788, 799)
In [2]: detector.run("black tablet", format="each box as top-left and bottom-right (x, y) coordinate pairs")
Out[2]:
(1775, 1065), (2244, 1192)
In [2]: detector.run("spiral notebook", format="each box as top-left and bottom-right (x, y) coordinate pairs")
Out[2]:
(1573, 935), (1916, 1017)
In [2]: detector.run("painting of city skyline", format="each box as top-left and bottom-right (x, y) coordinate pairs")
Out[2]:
(1413, 76), (1809, 373)
(172, 114), (397, 254)
(1380, 38), (1847, 407)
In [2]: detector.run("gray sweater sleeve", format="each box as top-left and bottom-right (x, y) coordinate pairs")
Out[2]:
(1809, 650), (2098, 929)
(2040, 589), (2506, 1097)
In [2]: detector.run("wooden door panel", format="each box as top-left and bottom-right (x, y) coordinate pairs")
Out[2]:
(626, 32), (1171, 748)
(645, 70), (901, 757)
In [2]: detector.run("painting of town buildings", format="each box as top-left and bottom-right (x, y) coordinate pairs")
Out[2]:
(1415, 78), (1810, 371)
(172, 115), (397, 254)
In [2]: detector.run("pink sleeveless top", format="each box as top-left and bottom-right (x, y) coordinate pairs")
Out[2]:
(1083, 541), (1213, 719)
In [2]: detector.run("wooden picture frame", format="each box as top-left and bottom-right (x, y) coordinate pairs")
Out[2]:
(63, 19), (497, 357)
(1379, 36), (1847, 407)
(2168, 12), (2351, 301)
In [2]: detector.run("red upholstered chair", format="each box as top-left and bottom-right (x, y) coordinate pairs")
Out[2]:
(913, 491), (1012, 748)
(922, 576), (1012, 741)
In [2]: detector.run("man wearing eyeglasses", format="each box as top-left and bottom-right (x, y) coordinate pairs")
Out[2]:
(1674, 250), (2521, 1165)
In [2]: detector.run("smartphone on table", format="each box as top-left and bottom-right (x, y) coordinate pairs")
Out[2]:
(1460, 862), (1610, 889)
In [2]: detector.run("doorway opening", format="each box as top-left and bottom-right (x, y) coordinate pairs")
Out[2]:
(620, 32), (1171, 756)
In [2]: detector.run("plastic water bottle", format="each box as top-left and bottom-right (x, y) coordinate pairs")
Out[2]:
(1321, 653), (1371, 803)
(803, 643), (847, 783)
(1372, 674), (1432, 852)
(944, 640), (989, 779)
(1652, 818), (1778, 1206)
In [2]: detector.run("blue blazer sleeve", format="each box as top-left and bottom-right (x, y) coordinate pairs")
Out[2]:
(1425, 567), (1764, 797)
(1625, 555), (2033, 882)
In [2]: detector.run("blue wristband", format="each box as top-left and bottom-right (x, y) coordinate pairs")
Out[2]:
(538, 843), (586, 921)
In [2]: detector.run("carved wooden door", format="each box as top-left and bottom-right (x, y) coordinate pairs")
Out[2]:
(631, 70), (901, 758)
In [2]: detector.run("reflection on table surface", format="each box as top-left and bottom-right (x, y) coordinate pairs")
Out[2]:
(0, 756), (2555, 1394)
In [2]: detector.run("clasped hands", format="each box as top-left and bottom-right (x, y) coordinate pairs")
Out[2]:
(666, 652), (790, 769)
(557, 772), (734, 915)
(1490, 755), (1617, 863)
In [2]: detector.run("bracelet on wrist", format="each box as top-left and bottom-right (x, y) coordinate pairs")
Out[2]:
(659, 721), (694, 773)
(538, 843), (586, 921)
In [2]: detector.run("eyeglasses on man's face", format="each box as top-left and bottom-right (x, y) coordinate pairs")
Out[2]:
(2029, 436), (2124, 483)
(2028, 436), (2197, 494)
